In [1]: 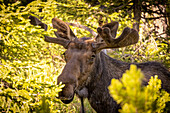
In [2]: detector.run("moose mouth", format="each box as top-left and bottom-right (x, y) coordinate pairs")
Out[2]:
(60, 94), (75, 104)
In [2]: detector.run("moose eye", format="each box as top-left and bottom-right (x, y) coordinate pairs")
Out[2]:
(62, 52), (67, 62)
(91, 54), (96, 59)
(62, 52), (65, 56)
(61, 52), (65, 58)
(88, 54), (96, 64)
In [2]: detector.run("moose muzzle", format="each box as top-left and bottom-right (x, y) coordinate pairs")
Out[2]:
(57, 72), (77, 104)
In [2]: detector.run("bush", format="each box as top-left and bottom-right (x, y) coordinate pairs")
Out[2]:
(0, 1), (74, 112)
(108, 65), (170, 113)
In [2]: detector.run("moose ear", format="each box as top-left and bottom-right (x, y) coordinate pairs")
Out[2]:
(52, 18), (76, 41)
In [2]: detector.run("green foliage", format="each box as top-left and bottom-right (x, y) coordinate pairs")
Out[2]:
(0, 0), (169, 112)
(108, 64), (170, 113)
(0, 0), (78, 112)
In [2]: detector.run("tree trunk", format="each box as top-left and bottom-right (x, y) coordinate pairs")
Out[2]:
(133, 0), (141, 32)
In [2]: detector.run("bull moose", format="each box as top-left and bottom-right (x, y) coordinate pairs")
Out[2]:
(29, 16), (170, 113)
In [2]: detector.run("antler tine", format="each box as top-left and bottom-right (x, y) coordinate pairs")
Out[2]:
(52, 18), (77, 41)
(29, 16), (70, 48)
(44, 35), (71, 48)
(29, 16), (47, 31)
(95, 21), (119, 44)
(95, 22), (139, 51)
(102, 21), (119, 39)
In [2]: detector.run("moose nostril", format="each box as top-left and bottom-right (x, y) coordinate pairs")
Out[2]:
(57, 73), (77, 85)
(97, 27), (102, 33)
(57, 76), (69, 85)
(57, 75), (65, 84)
(58, 91), (64, 97)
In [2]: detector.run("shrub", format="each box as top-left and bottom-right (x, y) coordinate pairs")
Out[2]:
(0, 1), (73, 112)
(108, 65), (170, 113)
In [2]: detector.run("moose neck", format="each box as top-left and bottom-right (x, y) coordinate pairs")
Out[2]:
(86, 51), (129, 112)
(87, 51), (129, 88)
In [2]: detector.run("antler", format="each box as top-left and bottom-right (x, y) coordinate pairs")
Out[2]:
(29, 16), (71, 48)
(52, 18), (77, 41)
(29, 16), (47, 31)
(95, 21), (119, 43)
(29, 16), (139, 50)
(94, 21), (139, 51)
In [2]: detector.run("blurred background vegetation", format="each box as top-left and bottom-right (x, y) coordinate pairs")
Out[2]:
(0, 0), (169, 112)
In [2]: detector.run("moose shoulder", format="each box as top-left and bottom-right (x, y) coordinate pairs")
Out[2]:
(29, 16), (170, 113)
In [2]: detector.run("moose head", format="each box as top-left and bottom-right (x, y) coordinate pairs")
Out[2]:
(29, 16), (139, 104)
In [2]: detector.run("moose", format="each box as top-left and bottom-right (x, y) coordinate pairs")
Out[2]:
(29, 16), (170, 113)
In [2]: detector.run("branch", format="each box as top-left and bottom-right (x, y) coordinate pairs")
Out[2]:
(66, 22), (97, 37)
(108, 1), (131, 11)
(141, 16), (166, 20)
